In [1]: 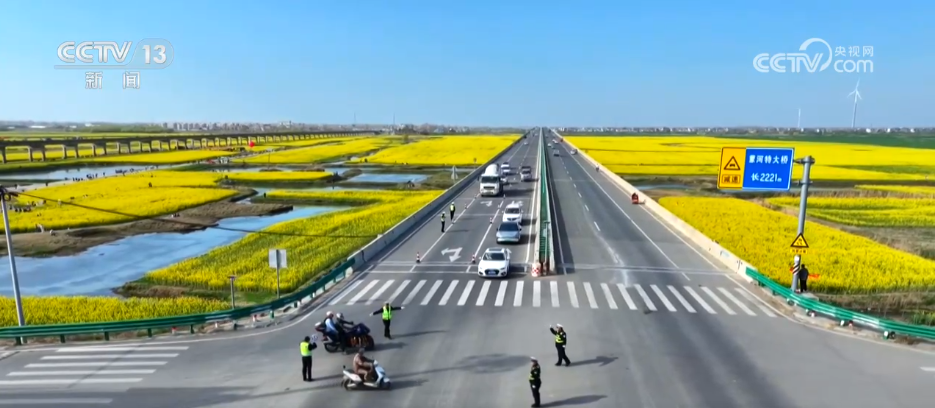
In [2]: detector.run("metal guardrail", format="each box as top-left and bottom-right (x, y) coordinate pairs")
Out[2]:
(537, 132), (552, 268)
(0, 259), (356, 344)
(746, 267), (935, 341)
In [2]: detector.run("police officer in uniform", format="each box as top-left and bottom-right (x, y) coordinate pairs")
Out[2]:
(449, 202), (456, 222)
(300, 335), (317, 382)
(440, 212), (446, 232)
(370, 302), (405, 339)
(529, 356), (542, 407)
(550, 324), (570, 366)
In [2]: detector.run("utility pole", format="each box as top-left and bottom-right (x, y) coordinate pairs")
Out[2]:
(0, 186), (26, 327)
(790, 156), (815, 292)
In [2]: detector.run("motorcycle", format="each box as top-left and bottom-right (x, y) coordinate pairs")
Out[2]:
(342, 361), (392, 390)
(315, 322), (376, 353)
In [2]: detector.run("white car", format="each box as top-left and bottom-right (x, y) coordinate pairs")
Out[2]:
(477, 248), (511, 278)
(501, 164), (512, 175)
(502, 203), (523, 224)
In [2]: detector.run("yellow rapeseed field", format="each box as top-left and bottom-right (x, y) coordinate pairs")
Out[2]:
(857, 185), (935, 196)
(6, 171), (236, 233)
(570, 136), (932, 180)
(142, 190), (443, 293)
(659, 196), (935, 293)
(242, 137), (397, 164)
(359, 135), (519, 166)
(0, 296), (229, 327)
(767, 196), (935, 227)
(218, 171), (332, 182)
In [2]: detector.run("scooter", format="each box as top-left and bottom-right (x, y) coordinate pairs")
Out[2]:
(341, 361), (392, 390)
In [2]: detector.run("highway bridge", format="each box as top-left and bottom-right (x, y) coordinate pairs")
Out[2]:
(0, 129), (932, 407)
(0, 130), (378, 163)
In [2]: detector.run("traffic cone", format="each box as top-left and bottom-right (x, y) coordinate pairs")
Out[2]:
(416, 252), (421, 263)
(489, 217), (493, 224)
(252, 315), (258, 323)
(171, 327), (177, 335)
(471, 254), (476, 263)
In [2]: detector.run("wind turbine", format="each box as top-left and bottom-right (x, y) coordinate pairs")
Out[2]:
(797, 108), (801, 129)
(848, 80), (862, 129)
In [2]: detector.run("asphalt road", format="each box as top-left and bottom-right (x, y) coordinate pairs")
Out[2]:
(3, 130), (935, 407)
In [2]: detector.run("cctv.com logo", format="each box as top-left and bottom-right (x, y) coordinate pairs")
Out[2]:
(753, 38), (874, 74)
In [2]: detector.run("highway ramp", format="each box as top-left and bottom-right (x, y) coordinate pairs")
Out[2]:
(3, 131), (935, 407)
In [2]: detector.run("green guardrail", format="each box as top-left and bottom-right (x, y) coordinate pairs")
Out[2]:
(746, 266), (935, 341)
(537, 132), (552, 266)
(0, 259), (356, 345)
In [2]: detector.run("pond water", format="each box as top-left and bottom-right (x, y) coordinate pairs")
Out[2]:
(0, 206), (341, 297)
(0, 165), (160, 181)
(347, 173), (429, 183)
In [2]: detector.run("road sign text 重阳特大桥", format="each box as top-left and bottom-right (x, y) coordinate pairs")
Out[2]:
(717, 147), (795, 191)
(790, 233), (809, 254)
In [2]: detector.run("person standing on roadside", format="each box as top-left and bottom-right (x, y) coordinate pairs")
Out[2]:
(440, 212), (446, 233)
(550, 324), (570, 366)
(300, 335), (317, 382)
(797, 263), (810, 293)
(449, 202), (456, 223)
(529, 357), (542, 407)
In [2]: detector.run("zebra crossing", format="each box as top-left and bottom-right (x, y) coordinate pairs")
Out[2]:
(330, 278), (777, 317)
(0, 345), (189, 388)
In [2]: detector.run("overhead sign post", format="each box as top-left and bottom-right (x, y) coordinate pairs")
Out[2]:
(269, 249), (287, 299)
(790, 233), (809, 254)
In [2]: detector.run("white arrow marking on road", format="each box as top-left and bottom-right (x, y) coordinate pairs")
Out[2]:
(481, 201), (492, 207)
(441, 247), (462, 262)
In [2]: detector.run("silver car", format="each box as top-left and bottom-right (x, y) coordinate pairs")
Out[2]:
(495, 222), (522, 244)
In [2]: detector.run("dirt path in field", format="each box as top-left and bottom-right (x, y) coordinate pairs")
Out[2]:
(0, 194), (292, 258)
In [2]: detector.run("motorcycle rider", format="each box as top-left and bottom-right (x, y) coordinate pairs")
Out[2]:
(352, 348), (376, 382)
(322, 311), (348, 350)
(335, 313), (356, 345)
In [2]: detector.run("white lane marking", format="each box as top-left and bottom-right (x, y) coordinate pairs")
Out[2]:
(583, 283), (598, 309)
(667, 285), (696, 313)
(42, 354), (178, 360)
(593, 222), (601, 232)
(718, 287), (756, 316)
(456, 281), (475, 306)
(616, 284), (637, 310)
(0, 398), (114, 404)
(550, 281), (560, 307)
(328, 280), (362, 305)
(465, 208), (501, 273)
(734, 288), (776, 317)
(26, 362), (166, 368)
(567, 282), (580, 308)
(532, 281), (541, 307)
(8, 369), (156, 376)
(420, 280), (443, 305)
(58, 346), (188, 352)
(402, 280), (425, 305)
(650, 285), (677, 312)
(683, 286), (716, 314)
(476, 281), (491, 306)
(514, 281), (524, 307)
(600, 283), (618, 310)
(439, 281), (460, 306)
(495, 281), (508, 306)
(701, 286), (735, 315)
(366, 280), (395, 305)
(0, 378), (142, 386)
(387, 280), (410, 304)
(578, 191), (582, 198)
(347, 280), (379, 305)
(633, 285), (656, 311)
(921, 367), (935, 372)
(584, 205), (589, 212)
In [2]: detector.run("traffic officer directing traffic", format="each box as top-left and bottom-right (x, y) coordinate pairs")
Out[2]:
(300, 335), (317, 382)
(529, 356), (542, 407)
(449, 202), (456, 222)
(550, 324), (570, 366)
(371, 302), (405, 339)
(440, 212), (446, 232)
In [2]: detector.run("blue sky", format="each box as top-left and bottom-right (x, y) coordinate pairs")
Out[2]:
(0, 0), (931, 127)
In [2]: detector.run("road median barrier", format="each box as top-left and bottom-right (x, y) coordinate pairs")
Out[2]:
(562, 133), (935, 343)
(0, 134), (529, 346)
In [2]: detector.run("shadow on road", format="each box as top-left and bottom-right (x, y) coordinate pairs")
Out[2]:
(393, 330), (446, 339)
(572, 355), (618, 367)
(375, 341), (407, 351)
(543, 394), (607, 406)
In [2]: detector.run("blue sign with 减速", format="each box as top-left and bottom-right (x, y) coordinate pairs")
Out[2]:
(742, 147), (795, 191)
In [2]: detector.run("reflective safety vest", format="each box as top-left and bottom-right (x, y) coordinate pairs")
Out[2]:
(441, 213), (445, 220)
(450, 204), (455, 212)
(529, 366), (540, 381)
(300, 341), (311, 357)
(554, 332), (565, 345)
(382, 306), (392, 320)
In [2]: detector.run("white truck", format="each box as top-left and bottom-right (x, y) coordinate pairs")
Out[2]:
(479, 164), (502, 196)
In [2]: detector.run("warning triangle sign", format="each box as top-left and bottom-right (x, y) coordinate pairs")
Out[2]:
(723, 156), (741, 171)
(790, 233), (809, 248)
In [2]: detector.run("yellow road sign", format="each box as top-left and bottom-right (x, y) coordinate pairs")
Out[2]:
(717, 147), (746, 189)
(790, 233), (809, 254)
